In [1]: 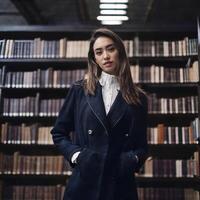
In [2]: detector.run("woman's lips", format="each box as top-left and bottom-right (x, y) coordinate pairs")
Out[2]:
(103, 61), (113, 67)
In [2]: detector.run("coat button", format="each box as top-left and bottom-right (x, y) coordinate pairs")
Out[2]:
(125, 133), (128, 137)
(88, 129), (93, 135)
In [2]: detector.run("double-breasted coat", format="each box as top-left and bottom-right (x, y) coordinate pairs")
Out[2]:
(51, 80), (148, 200)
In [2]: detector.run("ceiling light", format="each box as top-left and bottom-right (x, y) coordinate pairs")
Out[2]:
(97, 15), (129, 21)
(100, 4), (128, 9)
(101, 20), (123, 25)
(100, 10), (127, 15)
(100, 0), (128, 3)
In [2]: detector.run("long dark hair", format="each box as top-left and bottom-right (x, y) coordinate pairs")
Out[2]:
(84, 28), (144, 105)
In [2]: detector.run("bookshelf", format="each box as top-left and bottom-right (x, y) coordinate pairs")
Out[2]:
(0, 25), (200, 200)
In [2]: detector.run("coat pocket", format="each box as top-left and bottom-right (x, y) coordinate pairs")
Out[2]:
(117, 151), (137, 180)
(76, 148), (102, 181)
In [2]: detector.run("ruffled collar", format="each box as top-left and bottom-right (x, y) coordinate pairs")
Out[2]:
(99, 71), (120, 90)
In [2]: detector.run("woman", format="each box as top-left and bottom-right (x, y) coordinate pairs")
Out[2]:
(51, 28), (148, 200)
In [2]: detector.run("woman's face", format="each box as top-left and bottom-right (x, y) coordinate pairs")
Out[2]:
(93, 36), (119, 75)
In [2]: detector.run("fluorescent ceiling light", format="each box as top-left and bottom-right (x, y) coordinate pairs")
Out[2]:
(100, 10), (127, 15)
(100, 0), (128, 3)
(101, 20), (123, 25)
(100, 4), (128, 9)
(97, 15), (129, 21)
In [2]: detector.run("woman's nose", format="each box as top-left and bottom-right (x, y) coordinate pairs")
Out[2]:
(103, 50), (109, 59)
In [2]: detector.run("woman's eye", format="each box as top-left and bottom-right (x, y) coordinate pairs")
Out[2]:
(95, 51), (102, 56)
(107, 46), (115, 52)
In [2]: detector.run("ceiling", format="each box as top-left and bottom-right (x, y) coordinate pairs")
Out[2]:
(0, 0), (200, 30)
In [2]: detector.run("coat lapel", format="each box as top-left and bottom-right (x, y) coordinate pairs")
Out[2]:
(107, 91), (128, 128)
(85, 82), (109, 132)
(86, 82), (128, 131)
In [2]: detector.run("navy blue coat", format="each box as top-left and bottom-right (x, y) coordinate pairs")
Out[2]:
(51, 80), (148, 200)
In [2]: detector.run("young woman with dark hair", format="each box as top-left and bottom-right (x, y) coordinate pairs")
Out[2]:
(51, 28), (148, 200)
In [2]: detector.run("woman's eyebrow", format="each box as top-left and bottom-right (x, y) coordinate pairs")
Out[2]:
(94, 43), (115, 51)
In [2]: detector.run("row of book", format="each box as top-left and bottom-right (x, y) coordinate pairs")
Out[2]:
(130, 37), (198, 57)
(3, 95), (39, 117)
(0, 37), (197, 59)
(1, 122), (199, 145)
(2, 185), (65, 200)
(130, 61), (199, 83)
(2, 95), (198, 116)
(0, 123), (53, 145)
(1, 152), (198, 178)
(3, 96), (65, 117)
(148, 94), (198, 114)
(141, 153), (199, 177)
(147, 119), (199, 144)
(1, 186), (199, 200)
(137, 187), (199, 200)
(0, 152), (72, 175)
(0, 39), (89, 59)
(3, 67), (86, 88)
(0, 62), (199, 89)
(39, 99), (65, 117)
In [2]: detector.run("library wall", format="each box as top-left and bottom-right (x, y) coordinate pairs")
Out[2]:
(0, 28), (200, 200)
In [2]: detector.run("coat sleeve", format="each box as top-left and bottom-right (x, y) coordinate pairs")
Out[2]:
(132, 93), (148, 171)
(118, 94), (148, 177)
(50, 84), (82, 165)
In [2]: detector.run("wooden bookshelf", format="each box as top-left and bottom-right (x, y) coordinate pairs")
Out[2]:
(0, 25), (200, 199)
